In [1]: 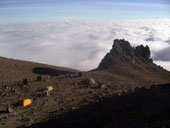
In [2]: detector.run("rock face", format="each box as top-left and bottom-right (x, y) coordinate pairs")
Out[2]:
(98, 39), (151, 70)
(135, 45), (150, 59)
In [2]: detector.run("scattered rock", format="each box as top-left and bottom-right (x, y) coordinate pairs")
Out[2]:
(99, 83), (105, 89)
(11, 88), (16, 93)
(20, 118), (30, 122)
(37, 75), (42, 81)
(3, 116), (9, 119)
(23, 78), (28, 85)
(43, 90), (49, 97)
(6, 106), (12, 113)
(5, 86), (9, 89)
(89, 90), (93, 94)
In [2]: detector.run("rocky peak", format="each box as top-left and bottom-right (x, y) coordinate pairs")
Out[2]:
(111, 39), (134, 57)
(98, 39), (151, 70)
(135, 45), (150, 59)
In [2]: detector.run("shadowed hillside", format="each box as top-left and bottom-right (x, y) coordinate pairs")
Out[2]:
(33, 67), (74, 76)
(27, 83), (170, 128)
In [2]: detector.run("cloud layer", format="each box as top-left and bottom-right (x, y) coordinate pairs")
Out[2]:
(0, 19), (170, 71)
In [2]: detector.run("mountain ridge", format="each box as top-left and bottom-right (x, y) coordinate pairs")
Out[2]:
(98, 39), (153, 70)
(92, 39), (170, 87)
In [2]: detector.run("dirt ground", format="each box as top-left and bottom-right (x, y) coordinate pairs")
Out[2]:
(1, 49), (170, 128)
(0, 69), (170, 128)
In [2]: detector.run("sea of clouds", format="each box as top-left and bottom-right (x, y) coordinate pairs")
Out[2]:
(0, 19), (170, 71)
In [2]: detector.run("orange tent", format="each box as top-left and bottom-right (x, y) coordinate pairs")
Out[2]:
(20, 99), (32, 107)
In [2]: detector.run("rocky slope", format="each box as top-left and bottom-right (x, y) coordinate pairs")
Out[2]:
(0, 56), (77, 85)
(28, 83), (170, 128)
(95, 39), (170, 86)
(0, 39), (170, 128)
(98, 39), (152, 69)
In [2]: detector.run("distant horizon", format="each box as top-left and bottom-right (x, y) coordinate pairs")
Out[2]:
(0, 38), (169, 72)
(0, 19), (170, 71)
(1, 17), (170, 25)
(0, 0), (170, 71)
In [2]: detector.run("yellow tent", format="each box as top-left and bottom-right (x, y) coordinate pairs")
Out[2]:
(46, 86), (53, 92)
(20, 99), (32, 107)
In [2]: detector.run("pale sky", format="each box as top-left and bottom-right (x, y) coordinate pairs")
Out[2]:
(0, 0), (170, 24)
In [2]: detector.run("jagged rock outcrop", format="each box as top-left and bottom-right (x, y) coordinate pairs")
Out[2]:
(111, 39), (134, 57)
(135, 45), (150, 59)
(98, 39), (152, 70)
